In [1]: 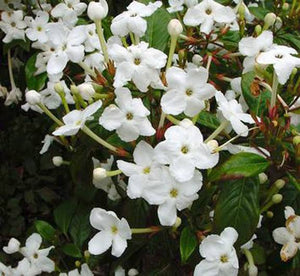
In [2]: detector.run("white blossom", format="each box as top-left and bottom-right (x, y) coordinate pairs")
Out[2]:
(25, 11), (49, 43)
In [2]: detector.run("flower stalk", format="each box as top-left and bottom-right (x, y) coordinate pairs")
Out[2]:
(95, 19), (109, 64)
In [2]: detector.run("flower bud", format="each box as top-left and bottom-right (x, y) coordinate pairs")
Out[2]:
(75, 260), (81, 268)
(78, 83), (96, 101)
(88, 0), (108, 21)
(282, 3), (289, 11)
(52, 156), (63, 167)
(259, 173), (268, 184)
(275, 179), (285, 189)
(248, 264), (258, 276)
(3, 238), (20, 254)
(207, 140), (219, 151)
(292, 68), (298, 76)
(293, 136), (300, 146)
(179, 118), (194, 128)
(93, 168), (107, 181)
(267, 211), (274, 218)
(128, 268), (139, 276)
(263, 13), (276, 29)
(84, 250), (90, 258)
(254, 25), (262, 36)
(192, 54), (203, 66)
(272, 194), (283, 204)
(25, 90), (41, 105)
(54, 82), (64, 94)
(274, 17), (282, 31)
(168, 19), (183, 37)
(172, 217), (182, 230)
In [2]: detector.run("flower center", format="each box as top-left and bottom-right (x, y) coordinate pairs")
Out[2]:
(88, 30), (94, 36)
(220, 254), (228, 263)
(205, 8), (212, 15)
(170, 188), (178, 198)
(181, 146), (189, 154)
(33, 253), (39, 259)
(37, 26), (42, 32)
(111, 225), (118, 234)
(134, 58), (141, 65)
(10, 22), (16, 27)
(275, 54), (283, 59)
(126, 112), (133, 120)
(67, 3), (73, 8)
(75, 120), (82, 126)
(186, 89), (193, 96)
(143, 167), (151, 174)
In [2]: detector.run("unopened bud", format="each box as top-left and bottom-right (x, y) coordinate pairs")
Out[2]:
(267, 211), (274, 218)
(52, 156), (63, 167)
(172, 217), (182, 230)
(77, 83), (96, 101)
(255, 25), (262, 36)
(168, 19), (183, 37)
(272, 194), (283, 204)
(128, 268), (139, 276)
(84, 250), (90, 258)
(75, 260), (81, 268)
(3, 238), (20, 254)
(275, 179), (285, 189)
(248, 264), (258, 276)
(93, 168), (107, 181)
(259, 173), (268, 184)
(238, 3), (246, 20)
(264, 13), (276, 29)
(292, 68), (298, 75)
(192, 54), (203, 66)
(282, 3), (289, 11)
(87, 0), (108, 21)
(207, 140), (219, 151)
(54, 82), (64, 94)
(25, 90), (41, 105)
(274, 17), (282, 31)
(293, 136), (300, 146)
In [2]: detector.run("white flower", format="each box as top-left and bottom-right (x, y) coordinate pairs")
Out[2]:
(83, 24), (101, 52)
(143, 166), (202, 226)
(0, 10), (27, 43)
(168, 19), (183, 37)
(25, 90), (42, 105)
(161, 67), (216, 117)
(109, 42), (167, 92)
(51, 0), (87, 27)
(215, 91), (255, 137)
(0, 0), (23, 11)
(154, 119), (219, 182)
(25, 11), (49, 43)
(0, 262), (12, 276)
(225, 77), (248, 112)
(4, 87), (22, 106)
(290, 98), (300, 126)
(238, 31), (273, 73)
(88, 208), (132, 257)
(194, 227), (239, 276)
(20, 233), (55, 274)
(99, 87), (155, 142)
(273, 206), (300, 262)
(59, 263), (93, 276)
(183, 0), (236, 34)
(256, 45), (300, 85)
(167, 0), (184, 13)
(77, 83), (96, 101)
(3, 237), (20, 254)
(53, 100), (102, 136)
(111, 1), (162, 37)
(40, 134), (55, 154)
(117, 141), (161, 199)
(87, 0), (108, 21)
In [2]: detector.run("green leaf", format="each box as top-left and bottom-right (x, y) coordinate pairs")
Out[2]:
(277, 33), (300, 51)
(209, 152), (270, 182)
(25, 54), (48, 91)
(180, 226), (198, 263)
(197, 111), (220, 130)
(62, 243), (82, 258)
(221, 31), (240, 49)
(248, 7), (271, 20)
(54, 199), (77, 235)
(241, 71), (271, 117)
(34, 220), (56, 242)
(144, 8), (172, 52)
(69, 208), (91, 248)
(214, 177), (260, 247)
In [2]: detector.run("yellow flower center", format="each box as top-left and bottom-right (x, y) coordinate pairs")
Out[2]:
(220, 254), (228, 263)
(111, 225), (118, 234)
(170, 188), (178, 198)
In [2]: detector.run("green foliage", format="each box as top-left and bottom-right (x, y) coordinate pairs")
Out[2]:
(214, 177), (260, 247)
(197, 111), (220, 130)
(209, 152), (270, 182)
(34, 220), (56, 242)
(62, 243), (82, 258)
(180, 227), (198, 263)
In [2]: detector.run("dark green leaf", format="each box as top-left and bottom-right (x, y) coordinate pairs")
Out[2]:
(54, 199), (77, 235)
(277, 33), (300, 51)
(180, 226), (198, 263)
(34, 220), (56, 242)
(62, 243), (82, 258)
(197, 111), (220, 130)
(144, 8), (172, 52)
(248, 7), (271, 20)
(209, 152), (270, 182)
(25, 54), (48, 91)
(69, 208), (91, 248)
(241, 71), (271, 117)
(214, 177), (260, 247)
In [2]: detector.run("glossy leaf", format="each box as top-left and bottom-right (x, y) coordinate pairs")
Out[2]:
(197, 111), (220, 130)
(209, 152), (270, 182)
(180, 226), (198, 263)
(62, 243), (82, 258)
(214, 177), (260, 247)
(54, 199), (77, 235)
(35, 220), (56, 242)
